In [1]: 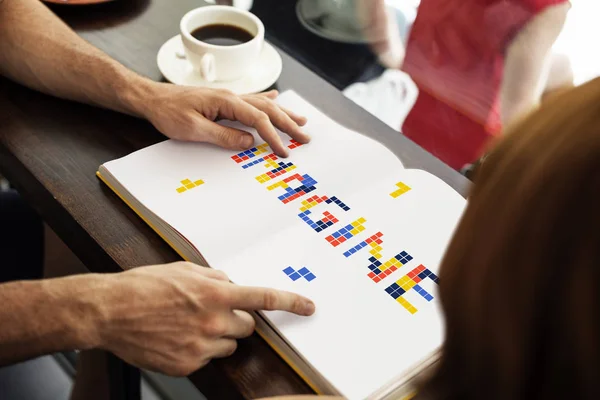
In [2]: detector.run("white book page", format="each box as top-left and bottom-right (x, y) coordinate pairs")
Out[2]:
(102, 91), (466, 399)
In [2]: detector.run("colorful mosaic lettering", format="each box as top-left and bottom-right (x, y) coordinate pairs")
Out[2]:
(390, 182), (411, 198)
(267, 173), (317, 204)
(367, 251), (413, 282)
(283, 266), (316, 282)
(176, 178), (204, 193)
(343, 232), (383, 258)
(230, 145), (439, 315)
(256, 161), (297, 183)
(324, 218), (367, 247)
(298, 195), (350, 233)
(385, 264), (438, 314)
(231, 143), (270, 163)
(242, 153), (279, 170)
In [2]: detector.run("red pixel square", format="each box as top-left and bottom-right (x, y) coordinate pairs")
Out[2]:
(368, 272), (376, 278)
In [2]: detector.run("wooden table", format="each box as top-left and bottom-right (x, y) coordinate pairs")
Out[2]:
(0, 0), (469, 398)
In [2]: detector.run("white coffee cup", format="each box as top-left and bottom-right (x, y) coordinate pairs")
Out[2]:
(180, 6), (265, 83)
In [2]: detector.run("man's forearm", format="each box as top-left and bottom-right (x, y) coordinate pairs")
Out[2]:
(0, 0), (150, 117)
(0, 275), (104, 366)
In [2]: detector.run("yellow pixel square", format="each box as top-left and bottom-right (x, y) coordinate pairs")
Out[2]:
(397, 298), (418, 314)
(390, 182), (412, 198)
(194, 180), (204, 186)
(358, 217), (366, 224)
(184, 183), (195, 189)
(176, 187), (187, 193)
(181, 179), (192, 185)
(350, 229), (359, 235)
(358, 225), (366, 232)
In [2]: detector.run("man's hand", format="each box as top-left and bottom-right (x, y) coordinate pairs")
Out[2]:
(134, 86), (309, 158)
(95, 262), (315, 376)
(1, 0), (309, 158)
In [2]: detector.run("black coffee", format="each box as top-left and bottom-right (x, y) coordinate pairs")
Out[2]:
(190, 24), (254, 46)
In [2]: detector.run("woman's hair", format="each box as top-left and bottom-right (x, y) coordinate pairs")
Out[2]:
(417, 77), (600, 400)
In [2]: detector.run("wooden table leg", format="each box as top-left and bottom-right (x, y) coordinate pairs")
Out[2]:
(107, 353), (141, 400)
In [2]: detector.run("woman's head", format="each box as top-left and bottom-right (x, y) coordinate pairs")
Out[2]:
(420, 78), (600, 399)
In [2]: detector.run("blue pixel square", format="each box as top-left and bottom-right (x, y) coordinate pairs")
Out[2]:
(425, 294), (434, 302)
(343, 251), (351, 257)
(344, 224), (353, 230)
(283, 267), (295, 275)
(385, 286), (395, 294)
(391, 291), (401, 299)
(289, 272), (301, 281)
(304, 273), (316, 282)
(298, 267), (310, 276)
(391, 283), (400, 290)
(350, 248), (357, 254)
(396, 288), (406, 296)
(406, 255), (413, 261)
(332, 232), (341, 238)
(344, 233), (353, 239)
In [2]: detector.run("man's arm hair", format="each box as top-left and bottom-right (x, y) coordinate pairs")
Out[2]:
(0, 275), (104, 366)
(0, 0), (151, 117)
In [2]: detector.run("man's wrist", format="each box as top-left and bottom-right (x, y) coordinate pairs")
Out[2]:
(41, 274), (111, 351)
(114, 69), (162, 120)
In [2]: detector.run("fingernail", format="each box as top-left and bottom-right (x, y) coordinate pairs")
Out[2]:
(240, 135), (253, 149)
(304, 301), (315, 315)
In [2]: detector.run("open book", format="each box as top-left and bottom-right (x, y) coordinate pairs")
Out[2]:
(97, 91), (466, 400)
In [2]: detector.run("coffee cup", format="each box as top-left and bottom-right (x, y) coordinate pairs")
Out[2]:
(180, 6), (265, 82)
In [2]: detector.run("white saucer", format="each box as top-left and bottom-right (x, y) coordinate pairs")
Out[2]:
(157, 35), (283, 95)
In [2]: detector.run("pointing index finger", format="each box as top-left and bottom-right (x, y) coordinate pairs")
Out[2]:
(227, 286), (315, 316)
